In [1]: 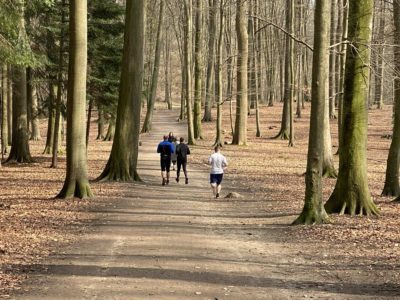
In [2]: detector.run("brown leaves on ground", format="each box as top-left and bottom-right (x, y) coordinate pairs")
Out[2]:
(190, 103), (400, 286)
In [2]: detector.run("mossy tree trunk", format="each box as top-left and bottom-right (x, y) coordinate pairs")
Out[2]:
(293, 0), (330, 225)
(27, 68), (41, 141)
(325, 0), (378, 216)
(203, 0), (217, 122)
(7, 66), (32, 163)
(183, 0), (195, 145)
(7, 65), (12, 146)
(232, 0), (248, 145)
(57, 0), (92, 198)
(214, 0), (224, 147)
(329, 0), (337, 119)
(43, 83), (55, 154)
(96, 104), (105, 140)
(374, 0), (385, 110)
(103, 118), (115, 141)
(142, 0), (164, 133)
(383, 0), (400, 199)
(98, 0), (144, 182)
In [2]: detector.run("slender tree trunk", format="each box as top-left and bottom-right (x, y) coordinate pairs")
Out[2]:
(374, 0), (385, 110)
(325, 0), (378, 216)
(193, 0), (203, 139)
(214, 0), (224, 147)
(86, 96), (93, 146)
(293, 0), (330, 225)
(232, 0), (248, 145)
(103, 118), (115, 141)
(43, 83), (55, 154)
(7, 65), (12, 146)
(27, 69), (41, 141)
(141, 0), (164, 133)
(288, 0), (295, 147)
(57, 0), (92, 198)
(96, 104), (105, 140)
(164, 27), (172, 110)
(1, 64), (8, 155)
(98, 0), (145, 182)
(203, 0), (217, 122)
(383, 0), (400, 198)
(183, 0), (195, 145)
(329, 0), (337, 119)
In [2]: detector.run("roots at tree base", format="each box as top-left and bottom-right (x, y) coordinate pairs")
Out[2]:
(381, 183), (400, 197)
(272, 129), (289, 140)
(97, 160), (142, 182)
(292, 210), (331, 225)
(56, 180), (93, 199)
(325, 188), (379, 216)
(322, 166), (338, 179)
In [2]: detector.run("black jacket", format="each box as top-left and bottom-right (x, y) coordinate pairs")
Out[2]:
(176, 143), (190, 161)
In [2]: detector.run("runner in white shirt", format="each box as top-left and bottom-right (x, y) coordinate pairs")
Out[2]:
(208, 146), (228, 198)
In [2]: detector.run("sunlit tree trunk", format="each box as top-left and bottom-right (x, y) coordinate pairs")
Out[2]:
(214, 0), (224, 147)
(232, 0), (248, 145)
(193, 0), (203, 139)
(325, 0), (378, 216)
(57, 0), (92, 198)
(1, 64), (8, 155)
(294, 0), (331, 225)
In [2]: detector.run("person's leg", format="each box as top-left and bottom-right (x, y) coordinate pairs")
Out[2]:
(176, 160), (181, 182)
(166, 158), (171, 184)
(216, 174), (223, 198)
(183, 161), (188, 184)
(211, 183), (217, 196)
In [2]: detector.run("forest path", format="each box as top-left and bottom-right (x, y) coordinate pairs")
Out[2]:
(14, 109), (384, 299)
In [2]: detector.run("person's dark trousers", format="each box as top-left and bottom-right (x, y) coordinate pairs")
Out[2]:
(176, 159), (188, 180)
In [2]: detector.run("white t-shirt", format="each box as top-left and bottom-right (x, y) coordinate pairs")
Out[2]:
(208, 152), (228, 174)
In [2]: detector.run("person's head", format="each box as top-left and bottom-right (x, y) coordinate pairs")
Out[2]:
(163, 135), (168, 141)
(214, 145), (221, 152)
(169, 132), (174, 138)
(180, 137), (185, 143)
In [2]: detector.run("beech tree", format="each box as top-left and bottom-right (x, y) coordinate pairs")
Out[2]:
(294, 0), (330, 225)
(98, 0), (144, 181)
(383, 0), (400, 199)
(325, 0), (378, 216)
(57, 0), (92, 198)
(232, 0), (248, 146)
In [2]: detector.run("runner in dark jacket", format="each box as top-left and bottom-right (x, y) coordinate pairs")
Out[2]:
(175, 137), (191, 184)
(157, 135), (174, 185)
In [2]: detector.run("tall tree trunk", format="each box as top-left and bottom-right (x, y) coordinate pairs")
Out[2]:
(383, 0), (400, 198)
(214, 0), (224, 146)
(141, 0), (164, 133)
(293, 0), (330, 225)
(164, 27), (172, 110)
(57, 0), (92, 198)
(96, 104), (105, 140)
(43, 83), (55, 154)
(329, 0), (337, 119)
(27, 69), (41, 141)
(325, 0), (378, 216)
(183, 0), (195, 145)
(288, 0), (295, 147)
(193, 0), (203, 139)
(232, 0), (248, 145)
(1, 64), (8, 155)
(203, 0), (217, 122)
(374, 0), (385, 109)
(98, 0), (145, 182)
(7, 65), (12, 146)
(7, 66), (32, 163)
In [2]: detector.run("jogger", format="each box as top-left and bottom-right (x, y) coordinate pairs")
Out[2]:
(176, 137), (190, 184)
(208, 146), (228, 198)
(157, 135), (174, 185)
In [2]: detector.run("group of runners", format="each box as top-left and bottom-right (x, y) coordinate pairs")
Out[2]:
(157, 132), (228, 198)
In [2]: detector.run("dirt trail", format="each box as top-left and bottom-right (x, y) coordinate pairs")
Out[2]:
(14, 110), (398, 299)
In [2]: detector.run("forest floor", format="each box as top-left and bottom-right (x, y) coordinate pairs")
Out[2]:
(0, 103), (400, 299)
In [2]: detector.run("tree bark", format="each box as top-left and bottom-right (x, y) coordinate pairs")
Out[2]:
(27, 69), (41, 141)
(293, 0), (330, 225)
(57, 0), (92, 198)
(214, 0), (224, 147)
(183, 0), (196, 145)
(232, 0), (248, 145)
(1, 64), (8, 155)
(193, 0), (203, 139)
(203, 0), (217, 122)
(325, 0), (378, 216)
(383, 0), (400, 198)
(98, 0), (145, 182)
(7, 66), (32, 163)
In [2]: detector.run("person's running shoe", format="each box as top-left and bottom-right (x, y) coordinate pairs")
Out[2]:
(162, 178), (166, 186)
(185, 178), (189, 184)
(176, 177), (179, 183)
(216, 193), (220, 198)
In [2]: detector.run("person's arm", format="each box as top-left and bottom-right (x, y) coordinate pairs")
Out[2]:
(157, 143), (161, 153)
(222, 156), (228, 168)
(170, 143), (174, 154)
(187, 146), (190, 155)
(208, 155), (212, 165)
